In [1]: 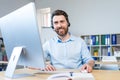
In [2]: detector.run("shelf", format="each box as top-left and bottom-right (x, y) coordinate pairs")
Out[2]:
(81, 33), (120, 69)
(0, 61), (8, 64)
(95, 61), (120, 65)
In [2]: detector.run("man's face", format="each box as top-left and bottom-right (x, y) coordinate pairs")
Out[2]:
(53, 15), (68, 36)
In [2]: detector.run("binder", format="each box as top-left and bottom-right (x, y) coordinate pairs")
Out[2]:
(95, 35), (99, 45)
(107, 46), (111, 56)
(111, 34), (117, 44)
(101, 35), (105, 45)
(105, 34), (110, 45)
(91, 35), (96, 45)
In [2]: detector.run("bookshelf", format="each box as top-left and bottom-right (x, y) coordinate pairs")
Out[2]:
(81, 33), (120, 69)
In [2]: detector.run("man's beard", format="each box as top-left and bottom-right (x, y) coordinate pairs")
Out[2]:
(55, 27), (68, 37)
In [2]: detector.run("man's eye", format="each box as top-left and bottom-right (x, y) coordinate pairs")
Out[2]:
(54, 22), (58, 24)
(60, 20), (65, 23)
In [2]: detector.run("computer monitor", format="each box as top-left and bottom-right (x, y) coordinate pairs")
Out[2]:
(0, 2), (45, 78)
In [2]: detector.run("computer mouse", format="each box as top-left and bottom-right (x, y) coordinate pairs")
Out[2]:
(81, 70), (88, 73)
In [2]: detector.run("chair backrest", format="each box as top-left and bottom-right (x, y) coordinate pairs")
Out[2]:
(102, 56), (117, 62)
(101, 56), (119, 70)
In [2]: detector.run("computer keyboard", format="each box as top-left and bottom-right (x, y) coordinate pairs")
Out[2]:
(34, 69), (76, 74)
(36, 69), (87, 74)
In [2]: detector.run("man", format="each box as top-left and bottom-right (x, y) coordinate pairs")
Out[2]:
(43, 9), (95, 73)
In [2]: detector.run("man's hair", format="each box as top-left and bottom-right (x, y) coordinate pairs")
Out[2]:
(51, 10), (70, 29)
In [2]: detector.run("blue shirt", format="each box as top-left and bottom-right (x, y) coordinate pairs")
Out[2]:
(43, 34), (93, 69)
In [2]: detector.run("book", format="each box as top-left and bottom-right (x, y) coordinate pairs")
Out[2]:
(47, 72), (95, 80)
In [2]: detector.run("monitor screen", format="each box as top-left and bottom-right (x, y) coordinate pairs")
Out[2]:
(0, 2), (45, 78)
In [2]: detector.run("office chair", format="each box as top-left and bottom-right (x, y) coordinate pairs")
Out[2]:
(100, 56), (119, 70)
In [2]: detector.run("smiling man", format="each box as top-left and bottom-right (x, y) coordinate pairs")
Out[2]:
(43, 10), (95, 73)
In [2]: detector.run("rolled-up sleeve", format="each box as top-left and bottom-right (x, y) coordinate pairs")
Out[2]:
(81, 40), (94, 64)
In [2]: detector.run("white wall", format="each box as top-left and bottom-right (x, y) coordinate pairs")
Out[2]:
(0, 0), (34, 18)
(0, 0), (34, 37)
(35, 0), (120, 37)
(0, 0), (120, 43)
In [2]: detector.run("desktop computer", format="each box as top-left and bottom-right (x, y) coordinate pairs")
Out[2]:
(0, 2), (45, 78)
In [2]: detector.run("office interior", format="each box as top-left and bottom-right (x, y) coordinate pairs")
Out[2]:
(0, 0), (120, 77)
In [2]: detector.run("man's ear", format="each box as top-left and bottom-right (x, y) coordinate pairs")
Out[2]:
(51, 26), (54, 29)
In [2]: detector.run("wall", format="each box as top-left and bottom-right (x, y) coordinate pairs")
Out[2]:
(36, 0), (120, 38)
(0, 0), (34, 37)
(0, 0), (120, 43)
(0, 0), (34, 18)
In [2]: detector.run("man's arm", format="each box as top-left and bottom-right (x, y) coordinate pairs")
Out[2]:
(87, 60), (95, 68)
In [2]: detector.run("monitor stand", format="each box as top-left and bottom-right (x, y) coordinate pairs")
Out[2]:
(5, 47), (32, 78)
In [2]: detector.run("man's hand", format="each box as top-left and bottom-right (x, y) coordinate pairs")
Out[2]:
(44, 64), (56, 71)
(80, 64), (93, 73)
(28, 64), (56, 71)
(80, 60), (95, 73)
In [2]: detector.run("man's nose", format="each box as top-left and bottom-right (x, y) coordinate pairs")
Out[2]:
(57, 23), (62, 28)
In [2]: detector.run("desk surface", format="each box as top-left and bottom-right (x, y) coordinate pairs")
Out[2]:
(0, 68), (120, 80)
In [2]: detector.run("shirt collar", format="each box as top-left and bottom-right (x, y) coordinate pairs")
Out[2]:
(56, 33), (75, 43)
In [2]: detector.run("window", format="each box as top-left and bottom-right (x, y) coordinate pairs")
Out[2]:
(38, 8), (51, 27)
